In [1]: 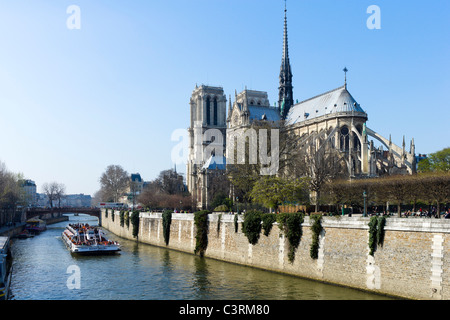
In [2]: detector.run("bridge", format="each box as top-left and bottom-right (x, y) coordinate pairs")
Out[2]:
(26, 207), (101, 221)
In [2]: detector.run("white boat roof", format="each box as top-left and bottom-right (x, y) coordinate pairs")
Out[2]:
(0, 236), (9, 253)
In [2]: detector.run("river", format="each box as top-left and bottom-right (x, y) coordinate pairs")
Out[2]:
(9, 214), (392, 301)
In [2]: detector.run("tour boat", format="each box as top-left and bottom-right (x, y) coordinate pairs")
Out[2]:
(25, 218), (47, 234)
(16, 229), (34, 239)
(61, 223), (120, 255)
(0, 236), (13, 300)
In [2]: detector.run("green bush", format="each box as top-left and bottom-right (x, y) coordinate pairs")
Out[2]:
(162, 210), (172, 246)
(214, 204), (229, 212)
(131, 210), (140, 238)
(194, 210), (210, 257)
(368, 216), (378, 256)
(242, 210), (263, 245)
(377, 216), (386, 247)
(125, 211), (130, 228)
(310, 214), (323, 259)
(261, 213), (277, 237)
(120, 210), (125, 227)
(368, 216), (387, 256)
(277, 212), (304, 263)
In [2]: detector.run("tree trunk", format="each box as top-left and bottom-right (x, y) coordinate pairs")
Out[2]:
(315, 190), (320, 213)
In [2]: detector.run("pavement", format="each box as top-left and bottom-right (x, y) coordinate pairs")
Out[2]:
(0, 223), (25, 237)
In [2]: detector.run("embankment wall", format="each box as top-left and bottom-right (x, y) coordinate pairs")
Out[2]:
(101, 210), (450, 300)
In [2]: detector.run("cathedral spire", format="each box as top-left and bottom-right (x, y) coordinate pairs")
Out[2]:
(279, 0), (293, 120)
(282, 1), (290, 71)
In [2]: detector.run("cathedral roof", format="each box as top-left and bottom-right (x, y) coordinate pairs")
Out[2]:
(286, 85), (367, 125)
(202, 155), (226, 170)
(248, 106), (281, 122)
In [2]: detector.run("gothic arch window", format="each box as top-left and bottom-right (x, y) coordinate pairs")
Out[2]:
(340, 126), (350, 151)
(213, 97), (218, 126)
(206, 96), (211, 125)
(354, 135), (361, 151)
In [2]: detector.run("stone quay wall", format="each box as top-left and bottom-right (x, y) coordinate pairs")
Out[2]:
(101, 209), (450, 300)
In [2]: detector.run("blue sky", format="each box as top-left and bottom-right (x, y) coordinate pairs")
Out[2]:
(0, 0), (448, 195)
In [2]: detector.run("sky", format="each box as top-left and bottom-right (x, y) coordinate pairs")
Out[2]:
(0, 0), (448, 196)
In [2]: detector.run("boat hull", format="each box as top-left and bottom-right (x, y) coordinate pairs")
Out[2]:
(0, 236), (12, 300)
(62, 228), (120, 255)
(0, 269), (12, 300)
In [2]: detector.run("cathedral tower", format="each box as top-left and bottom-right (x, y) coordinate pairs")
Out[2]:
(187, 85), (227, 207)
(278, 2), (294, 120)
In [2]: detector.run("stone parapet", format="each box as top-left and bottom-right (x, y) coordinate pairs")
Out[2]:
(102, 210), (450, 300)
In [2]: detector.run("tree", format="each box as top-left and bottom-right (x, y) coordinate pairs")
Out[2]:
(210, 192), (233, 211)
(156, 169), (185, 195)
(293, 137), (347, 212)
(249, 176), (309, 211)
(99, 165), (129, 202)
(418, 172), (450, 216)
(42, 182), (58, 208)
(378, 175), (410, 217)
(55, 183), (66, 208)
(0, 162), (23, 226)
(418, 148), (450, 173)
(137, 168), (192, 211)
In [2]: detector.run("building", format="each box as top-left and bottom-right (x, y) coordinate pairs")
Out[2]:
(186, 4), (416, 209)
(19, 179), (37, 207)
(35, 193), (92, 208)
(186, 86), (227, 209)
(63, 194), (92, 207)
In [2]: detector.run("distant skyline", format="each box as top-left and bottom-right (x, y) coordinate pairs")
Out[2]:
(0, 0), (448, 196)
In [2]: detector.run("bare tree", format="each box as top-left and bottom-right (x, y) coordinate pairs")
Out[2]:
(293, 138), (347, 212)
(156, 169), (185, 195)
(137, 168), (191, 211)
(42, 182), (59, 208)
(99, 165), (129, 202)
(55, 183), (66, 208)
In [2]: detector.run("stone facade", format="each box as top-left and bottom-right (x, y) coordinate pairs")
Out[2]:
(102, 209), (450, 300)
(186, 85), (228, 209)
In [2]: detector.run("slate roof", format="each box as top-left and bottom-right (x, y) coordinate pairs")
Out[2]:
(248, 105), (281, 122)
(286, 85), (366, 125)
(202, 155), (226, 170)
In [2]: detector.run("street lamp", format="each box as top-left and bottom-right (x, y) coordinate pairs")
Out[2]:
(363, 191), (367, 217)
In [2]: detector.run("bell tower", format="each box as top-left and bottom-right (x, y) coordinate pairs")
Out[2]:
(187, 85), (227, 197)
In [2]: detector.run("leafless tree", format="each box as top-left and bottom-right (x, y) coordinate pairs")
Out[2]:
(55, 183), (66, 208)
(156, 169), (185, 195)
(292, 136), (347, 212)
(99, 165), (129, 202)
(42, 182), (58, 208)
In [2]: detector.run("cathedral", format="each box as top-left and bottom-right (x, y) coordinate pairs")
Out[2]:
(186, 5), (416, 209)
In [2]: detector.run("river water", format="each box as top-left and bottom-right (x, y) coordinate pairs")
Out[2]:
(9, 214), (392, 300)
